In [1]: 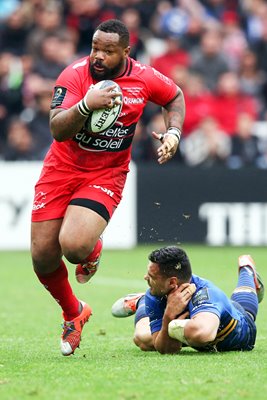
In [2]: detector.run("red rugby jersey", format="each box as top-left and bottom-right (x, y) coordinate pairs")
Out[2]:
(47, 56), (178, 172)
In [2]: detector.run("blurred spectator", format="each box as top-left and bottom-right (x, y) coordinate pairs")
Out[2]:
(26, 1), (68, 61)
(226, 112), (266, 169)
(198, 0), (226, 20)
(120, 8), (145, 61)
(151, 35), (190, 79)
(159, 5), (189, 39)
(238, 47), (267, 118)
(1, 118), (37, 161)
(170, 64), (189, 89)
(169, 0), (204, 51)
(213, 71), (259, 135)
(133, 0), (163, 30)
(0, 3), (32, 56)
(27, 89), (53, 160)
(221, 10), (248, 71)
(0, 52), (24, 149)
(181, 15), (203, 52)
(181, 116), (231, 167)
(148, 1), (174, 38)
(239, 48), (265, 96)
(182, 72), (215, 135)
(22, 73), (54, 110)
(250, 4), (267, 73)
(131, 119), (154, 162)
(190, 26), (229, 91)
(65, 0), (115, 55)
(33, 33), (69, 79)
(242, 0), (267, 45)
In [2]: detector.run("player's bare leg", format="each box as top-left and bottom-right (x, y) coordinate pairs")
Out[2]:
(31, 206), (107, 355)
(134, 317), (155, 351)
(59, 204), (106, 283)
(59, 205), (106, 264)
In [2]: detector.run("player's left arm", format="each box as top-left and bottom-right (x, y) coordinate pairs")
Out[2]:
(168, 312), (220, 349)
(152, 88), (186, 165)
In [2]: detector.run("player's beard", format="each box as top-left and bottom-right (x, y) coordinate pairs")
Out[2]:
(90, 59), (125, 81)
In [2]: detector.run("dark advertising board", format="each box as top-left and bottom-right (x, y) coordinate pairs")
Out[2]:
(137, 165), (267, 246)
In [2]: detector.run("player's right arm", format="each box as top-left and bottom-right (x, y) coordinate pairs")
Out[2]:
(184, 312), (220, 347)
(48, 60), (119, 142)
(50, 86), (118, 142)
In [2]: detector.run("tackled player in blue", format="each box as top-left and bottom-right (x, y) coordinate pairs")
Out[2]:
(111, 247), (264, 354)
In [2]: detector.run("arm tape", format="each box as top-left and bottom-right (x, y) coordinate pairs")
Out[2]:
(77, 98), (92, 117)
(166, 127), (181, 141)
(168, 319), (190, 345)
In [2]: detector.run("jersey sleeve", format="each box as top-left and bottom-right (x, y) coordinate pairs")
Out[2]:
(144, 65), (179, 107)
(50, 58), (89, 110)
(189, 286), (221, 319)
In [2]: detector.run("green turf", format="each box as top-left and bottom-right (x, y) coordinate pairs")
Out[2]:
(0, 246), (266, 400)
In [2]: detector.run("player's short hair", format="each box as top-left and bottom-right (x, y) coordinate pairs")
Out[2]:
(149, 246), (192, 282)
(95, 19), (130, 48)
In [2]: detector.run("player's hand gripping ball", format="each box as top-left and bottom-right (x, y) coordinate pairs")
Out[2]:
(85, 80), (123, 133)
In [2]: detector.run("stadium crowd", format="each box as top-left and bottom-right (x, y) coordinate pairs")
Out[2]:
(1, 0), (267, 168)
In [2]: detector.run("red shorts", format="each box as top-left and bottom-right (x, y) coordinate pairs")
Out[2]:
(31, 164), (125, 222)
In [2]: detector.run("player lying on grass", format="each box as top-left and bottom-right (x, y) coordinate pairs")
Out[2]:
(111, 246), (264, 353)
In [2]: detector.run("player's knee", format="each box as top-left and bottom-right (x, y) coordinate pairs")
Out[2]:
(133, 332), (154, 351)
(60, 236), (94, 264)
(31, 242), (61, 274)
(133, 336), (149, 351)
(63, 246), (92, 264)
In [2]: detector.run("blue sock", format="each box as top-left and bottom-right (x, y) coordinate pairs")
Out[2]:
(231, 267), (258, 320)
(134, 295), (146, 325)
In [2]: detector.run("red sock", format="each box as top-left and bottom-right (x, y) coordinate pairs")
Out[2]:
(86, 237), (103, 262)
(35, 260), (80, 321)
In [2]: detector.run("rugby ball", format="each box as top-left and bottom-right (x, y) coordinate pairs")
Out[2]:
(85, 80), (122, 133)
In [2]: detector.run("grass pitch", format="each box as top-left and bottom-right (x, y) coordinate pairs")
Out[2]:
(0, 245), (266, 400)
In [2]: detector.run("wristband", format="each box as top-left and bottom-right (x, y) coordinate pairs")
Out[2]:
(77, 98), (92, 117)
(168, 319), (190, 345)
(167, 127), (181, 141)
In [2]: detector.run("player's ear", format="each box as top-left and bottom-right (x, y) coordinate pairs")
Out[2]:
(124, 46), (131, 57)
(169, 276), (178, 289)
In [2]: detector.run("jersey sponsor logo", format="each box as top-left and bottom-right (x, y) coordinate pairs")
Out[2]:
(191, 287), (209, 307)
(73, 124), (136, 152)
(51, 86), (67, 109)
(32, 191), (47, 211)
(122, 87), (143, 95)
(78, 137), (125, 152)
(124, 96), (144, 105)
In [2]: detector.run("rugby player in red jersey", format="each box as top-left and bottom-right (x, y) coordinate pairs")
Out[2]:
(31, 19), (185, 356)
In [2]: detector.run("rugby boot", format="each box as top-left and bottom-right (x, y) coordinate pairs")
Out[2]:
(238, 255), (264, 303)
(60, 301), (92, 356)
(111, 293), (145, 317)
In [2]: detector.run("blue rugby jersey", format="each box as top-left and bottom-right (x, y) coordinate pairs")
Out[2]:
(145, 274), (256, 352)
